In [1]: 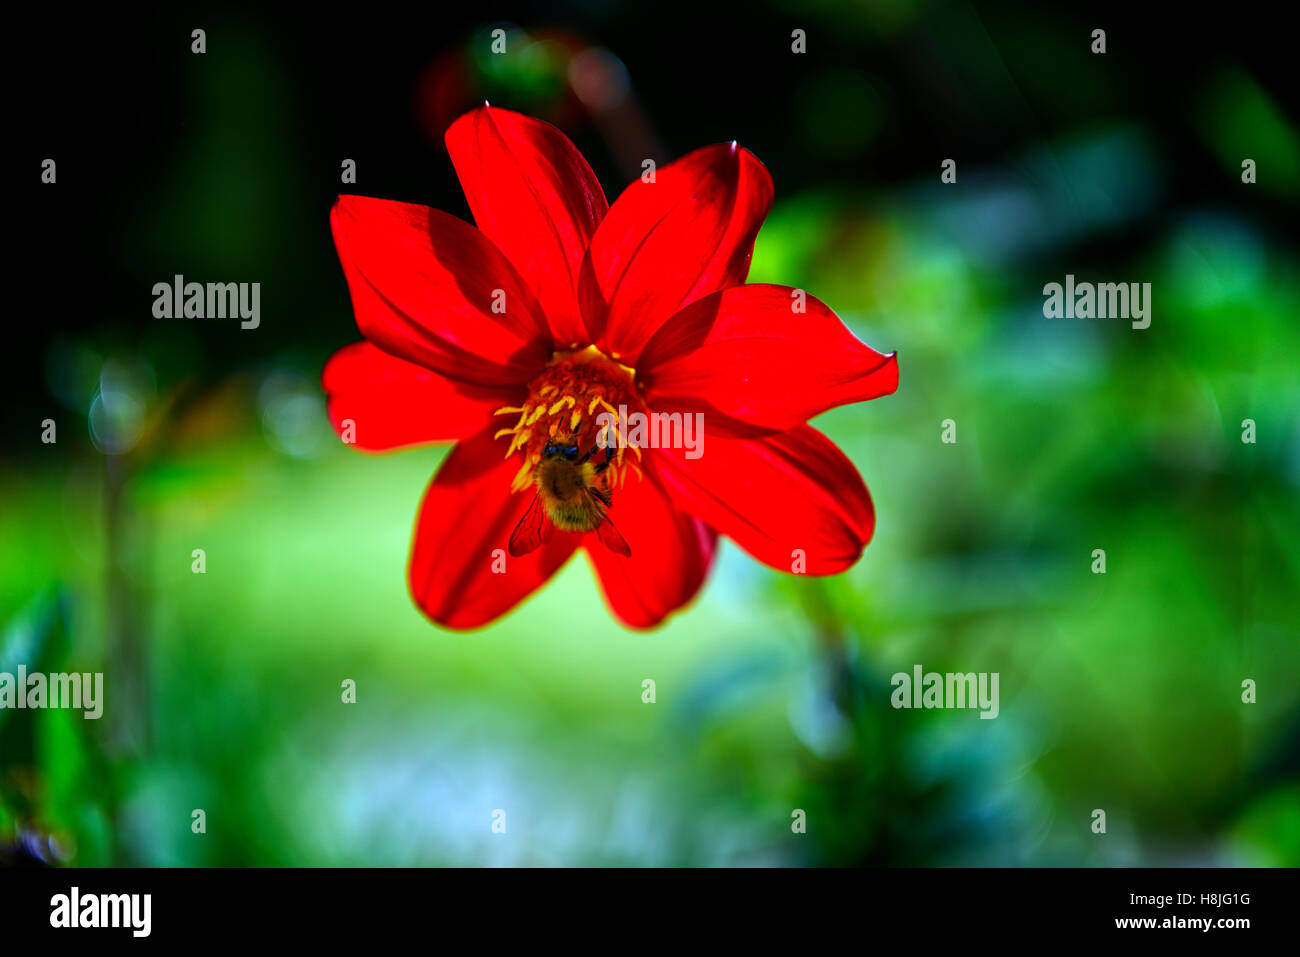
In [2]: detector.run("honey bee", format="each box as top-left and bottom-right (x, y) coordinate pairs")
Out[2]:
(509, 438), (631, 557)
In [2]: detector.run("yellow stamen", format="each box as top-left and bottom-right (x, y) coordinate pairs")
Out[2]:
(510, 460), (534, 492)
(498, 347), (647, 499)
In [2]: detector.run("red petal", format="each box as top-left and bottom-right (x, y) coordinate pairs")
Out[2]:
(637, 284), (899, 433)
(330, 195), (552, 388)
(654, 426), (874, 575)
(445, 106), (608, 349)
(322, 342), (515, 453)
(584, 469), (716, 629)
(580, 143), (774, 366)
(408, 429), (580, 629)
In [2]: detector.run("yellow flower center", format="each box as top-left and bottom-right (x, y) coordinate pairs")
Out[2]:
(493, 346), (645, 493)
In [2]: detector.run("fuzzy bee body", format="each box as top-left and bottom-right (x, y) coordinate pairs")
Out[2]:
(509, 439), (630, 556)
(536, 456), (606, 531)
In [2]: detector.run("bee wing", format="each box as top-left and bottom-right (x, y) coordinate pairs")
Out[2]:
(594, 510), (632, 557)
(508, 493), (555, 557)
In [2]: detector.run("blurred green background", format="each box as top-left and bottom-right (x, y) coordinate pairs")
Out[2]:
(4, 1), (1298, 866)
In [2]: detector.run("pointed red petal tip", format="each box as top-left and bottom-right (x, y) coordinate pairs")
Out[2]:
(583, 470), (716, 629)
(407, 428), (581, 630)
(322, 341), (510, 453)
(328, 193), (552, 386)
(635, 285), (899, 432)
(444, 102), (608, 347)
(583, 141), (775, 364)
(656, 425), (876, 575)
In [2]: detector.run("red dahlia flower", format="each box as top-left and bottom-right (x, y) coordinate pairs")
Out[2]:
(323, 105), (898, 630)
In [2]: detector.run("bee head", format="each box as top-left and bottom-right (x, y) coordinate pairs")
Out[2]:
(543, 441), (580, 461)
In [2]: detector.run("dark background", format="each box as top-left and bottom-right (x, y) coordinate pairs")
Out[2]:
(10, 0), (1296, 419)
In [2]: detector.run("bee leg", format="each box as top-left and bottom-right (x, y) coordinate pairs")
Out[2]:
(592, 445), (614, 474)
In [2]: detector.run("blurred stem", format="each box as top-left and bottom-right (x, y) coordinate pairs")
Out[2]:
(104, 451), (151, 861)
(802, 578), (855, 714)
